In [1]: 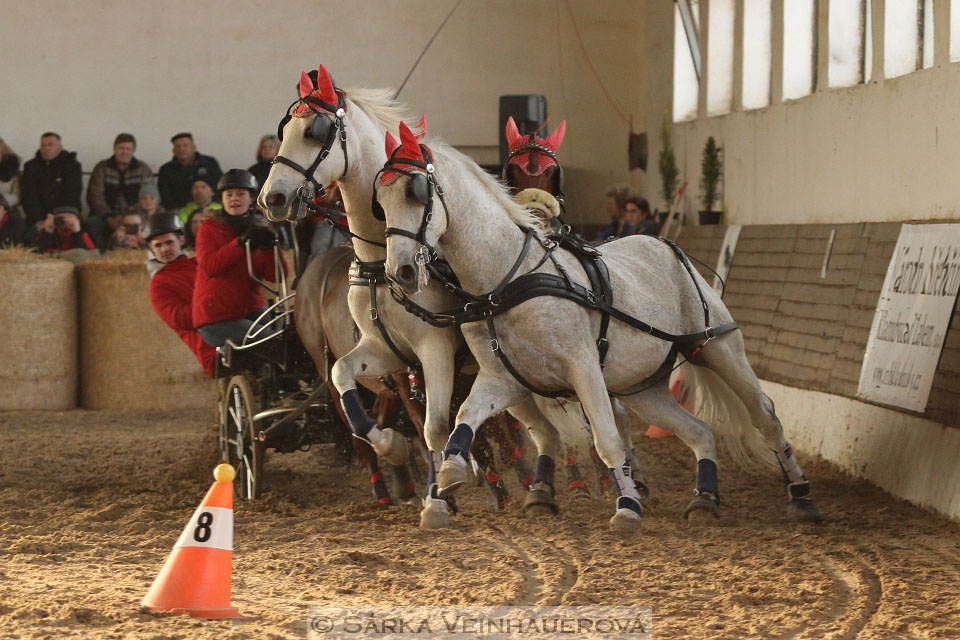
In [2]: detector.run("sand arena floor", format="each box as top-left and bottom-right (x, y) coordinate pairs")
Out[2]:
(1, 408), (959, 639)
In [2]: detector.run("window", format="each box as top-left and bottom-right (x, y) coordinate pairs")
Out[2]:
(707, 0), (735, 115)
(884, 0), (920, 78)
(865, 0), (873, 80)
(673, 2), (700, 121)
(922, 0), (934, 69)
(783, 0), (817, 100)
(829, 0), (865, 87)
(742, 0), (772, 109)
(952, 0), (960, 61)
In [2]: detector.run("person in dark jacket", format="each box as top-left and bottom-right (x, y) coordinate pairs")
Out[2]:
(192, 169), (281, 347)
(20, 132), (83, 239)
(620, 197), (660, 237)
(86, 133), (154, 249)
(145, 213), (217, 377)
(32, 205), (96, 253)
(0, 192), (25, 248)
(157, 133), (222, 211)
(247, 134), (279, 198)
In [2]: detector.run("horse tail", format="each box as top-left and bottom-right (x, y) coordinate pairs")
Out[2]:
(672, 363), (779, 472)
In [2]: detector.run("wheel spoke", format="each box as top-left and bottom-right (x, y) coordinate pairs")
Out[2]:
(243, 453), (254, 497)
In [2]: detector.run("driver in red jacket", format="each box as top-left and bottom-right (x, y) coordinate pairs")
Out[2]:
(144, 212), (216, 377)
(192, 169), (281, 347)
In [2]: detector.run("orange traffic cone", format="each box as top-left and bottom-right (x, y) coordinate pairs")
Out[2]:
(142, 464), (239, 619)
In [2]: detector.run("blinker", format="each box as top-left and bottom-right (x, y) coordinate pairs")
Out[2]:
(410, 173), (431, 205)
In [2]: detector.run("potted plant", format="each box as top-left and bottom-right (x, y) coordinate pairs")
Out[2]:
(698, 136), (722, 224)
(657, 114), (679, 224)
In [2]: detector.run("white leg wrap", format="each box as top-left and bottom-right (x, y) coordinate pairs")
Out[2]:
(610, 462), (641, 501)
(775, 441), (806, 485)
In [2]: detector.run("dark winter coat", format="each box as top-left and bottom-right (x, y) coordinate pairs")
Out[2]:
(192, 211), (279, 329)
(148, 255), (217, 377)
(0, 208), (25, 247)
(157, 153), (222, 211)
(32, 227), (96, 252)
(87, 156), (154, 217)
(20, 150), (83, 226)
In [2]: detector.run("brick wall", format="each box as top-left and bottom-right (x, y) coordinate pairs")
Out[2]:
(675, 222), (959, 426)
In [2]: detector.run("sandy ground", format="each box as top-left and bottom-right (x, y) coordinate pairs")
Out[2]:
(1, 408), (959, 639)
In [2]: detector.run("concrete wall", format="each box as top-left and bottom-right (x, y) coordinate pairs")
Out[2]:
(2, 0), (660, 227)
(636, 0), (960, 227)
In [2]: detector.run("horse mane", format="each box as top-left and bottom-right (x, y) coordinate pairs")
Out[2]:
(432, 140), (543, 231)
(343, 87), (416, 135)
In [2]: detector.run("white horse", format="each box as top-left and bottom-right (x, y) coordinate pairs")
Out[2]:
(259, 66), (640, 525)
(376, 122), (822, 532)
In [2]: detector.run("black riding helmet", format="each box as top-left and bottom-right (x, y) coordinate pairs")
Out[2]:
(217, 168), (259, 195)
(144, 212), (184, 241)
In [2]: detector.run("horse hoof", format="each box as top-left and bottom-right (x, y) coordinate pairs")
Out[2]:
(682, 494), (720, 523)
(420, 498), (451, 529)
(568, 485), (592, 501)
(522, 482), (559, 516)
(374, 428), (410, 466)
(437, 458), (468, 497)
(787, 498), (824, 523)
(609, 508), (642, 534)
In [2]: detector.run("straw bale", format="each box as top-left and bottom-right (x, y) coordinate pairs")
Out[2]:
(0, 254), (77, 410)
(76, 251), (214, 409)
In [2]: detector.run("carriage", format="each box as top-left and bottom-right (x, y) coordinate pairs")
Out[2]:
(215, 232), (354, 500)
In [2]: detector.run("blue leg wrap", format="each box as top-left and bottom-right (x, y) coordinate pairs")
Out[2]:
(443, 423), (474, 459)
(340, 389), (376, 438)
(533, 454), (556, 487)
(696, 458), (719, 499)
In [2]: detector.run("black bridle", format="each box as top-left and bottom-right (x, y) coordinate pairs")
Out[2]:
(273, 89), (349, 205)
(501, 140), (565, 205)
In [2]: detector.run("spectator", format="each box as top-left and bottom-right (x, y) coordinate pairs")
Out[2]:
(86, 133), (153, 248)
(144, 212), (217, 377)
(183, 207), (210, 250)
(107, 211), (147, 250)
(594, 183), (634, 241)
(0, 192), (25, 248)
(0, 137), (21, 215)
(248, 134), (279, 197)
(32, 205), (96, 253)
(176, 178), (221, 224)
(193, 169), (281, 347)
(20, 132), (83, 239)
(621, 197), (660, 237)
(157, 133), (222, 211)
(129, 182), (165, 218)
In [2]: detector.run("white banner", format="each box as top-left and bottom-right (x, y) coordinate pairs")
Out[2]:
(858, 224), (960, 411)
(713, 224), (742, 292)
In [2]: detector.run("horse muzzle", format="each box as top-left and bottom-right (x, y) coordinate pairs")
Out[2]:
(262, 190), (291, 222)
(391, 262), (420, 295)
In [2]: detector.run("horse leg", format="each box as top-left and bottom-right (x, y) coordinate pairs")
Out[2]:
(562, 446), (591, 499)
(328, 381), (392, 505)
(617, 384), (721, 522)
(612, 397), (650, 499)
(567, 367), (647, 533)
(436, 374), (526, 498)
(375, 390), (417, 502)
(471, 422), (513, 510)
(331, 338), (410, 466)
(499, 413), (535, 487)
(417, 344), (459, 527)
(503, 397), (563, 517)
(698, 338), (823, 522)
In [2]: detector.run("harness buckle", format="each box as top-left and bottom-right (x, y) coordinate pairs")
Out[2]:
(488, 293), (501, 307)
(370, 308), (379, 321)
(705, 326), (717, 340)
(490, 338), (500, 352)
(586, 291), (598, 306)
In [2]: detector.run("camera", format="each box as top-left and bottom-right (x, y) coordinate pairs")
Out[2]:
(54, 215), (68, 229)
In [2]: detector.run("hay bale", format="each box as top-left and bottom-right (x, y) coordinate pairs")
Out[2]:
(0, 250), (78, 410)
(76, 251), (215, 409)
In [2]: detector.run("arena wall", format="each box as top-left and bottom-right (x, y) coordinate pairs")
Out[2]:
(676, 224), (960, 520)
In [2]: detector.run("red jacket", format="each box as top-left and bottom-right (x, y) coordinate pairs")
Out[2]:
(149, 255), (217, 377)
(192, 212), (280, 328)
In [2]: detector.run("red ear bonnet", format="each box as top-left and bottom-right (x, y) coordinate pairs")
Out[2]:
(381, 120), (428, 183)
(506, 119), (565, 177)
(384, 132), (400, 158)
(505, 116), (522, 149)
(299, 71), (314, 98)
(294, 64), (341, 116)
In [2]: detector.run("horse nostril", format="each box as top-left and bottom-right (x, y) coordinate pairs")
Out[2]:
(396, 264), (417, 288)
(266, 191), (287, 208)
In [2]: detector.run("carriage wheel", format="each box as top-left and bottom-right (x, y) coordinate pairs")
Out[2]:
(223, 375), (265, 500)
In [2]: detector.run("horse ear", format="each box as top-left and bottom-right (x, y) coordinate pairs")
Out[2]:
(385, 131), (400, 157)
(398, 121), (424, 161)
(299, 71), (314, 98)
(545, 120), (567, 151)
(413, 113), (428, 140)
(505, 116), (521, 149)
(315, 64), (337, 104)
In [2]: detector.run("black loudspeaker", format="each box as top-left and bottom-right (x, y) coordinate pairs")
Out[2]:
(499, 94), (547, 166)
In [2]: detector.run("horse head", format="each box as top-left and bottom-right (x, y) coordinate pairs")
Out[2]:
(502, 117), (567, 197)
(260, 64), (349, 222)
